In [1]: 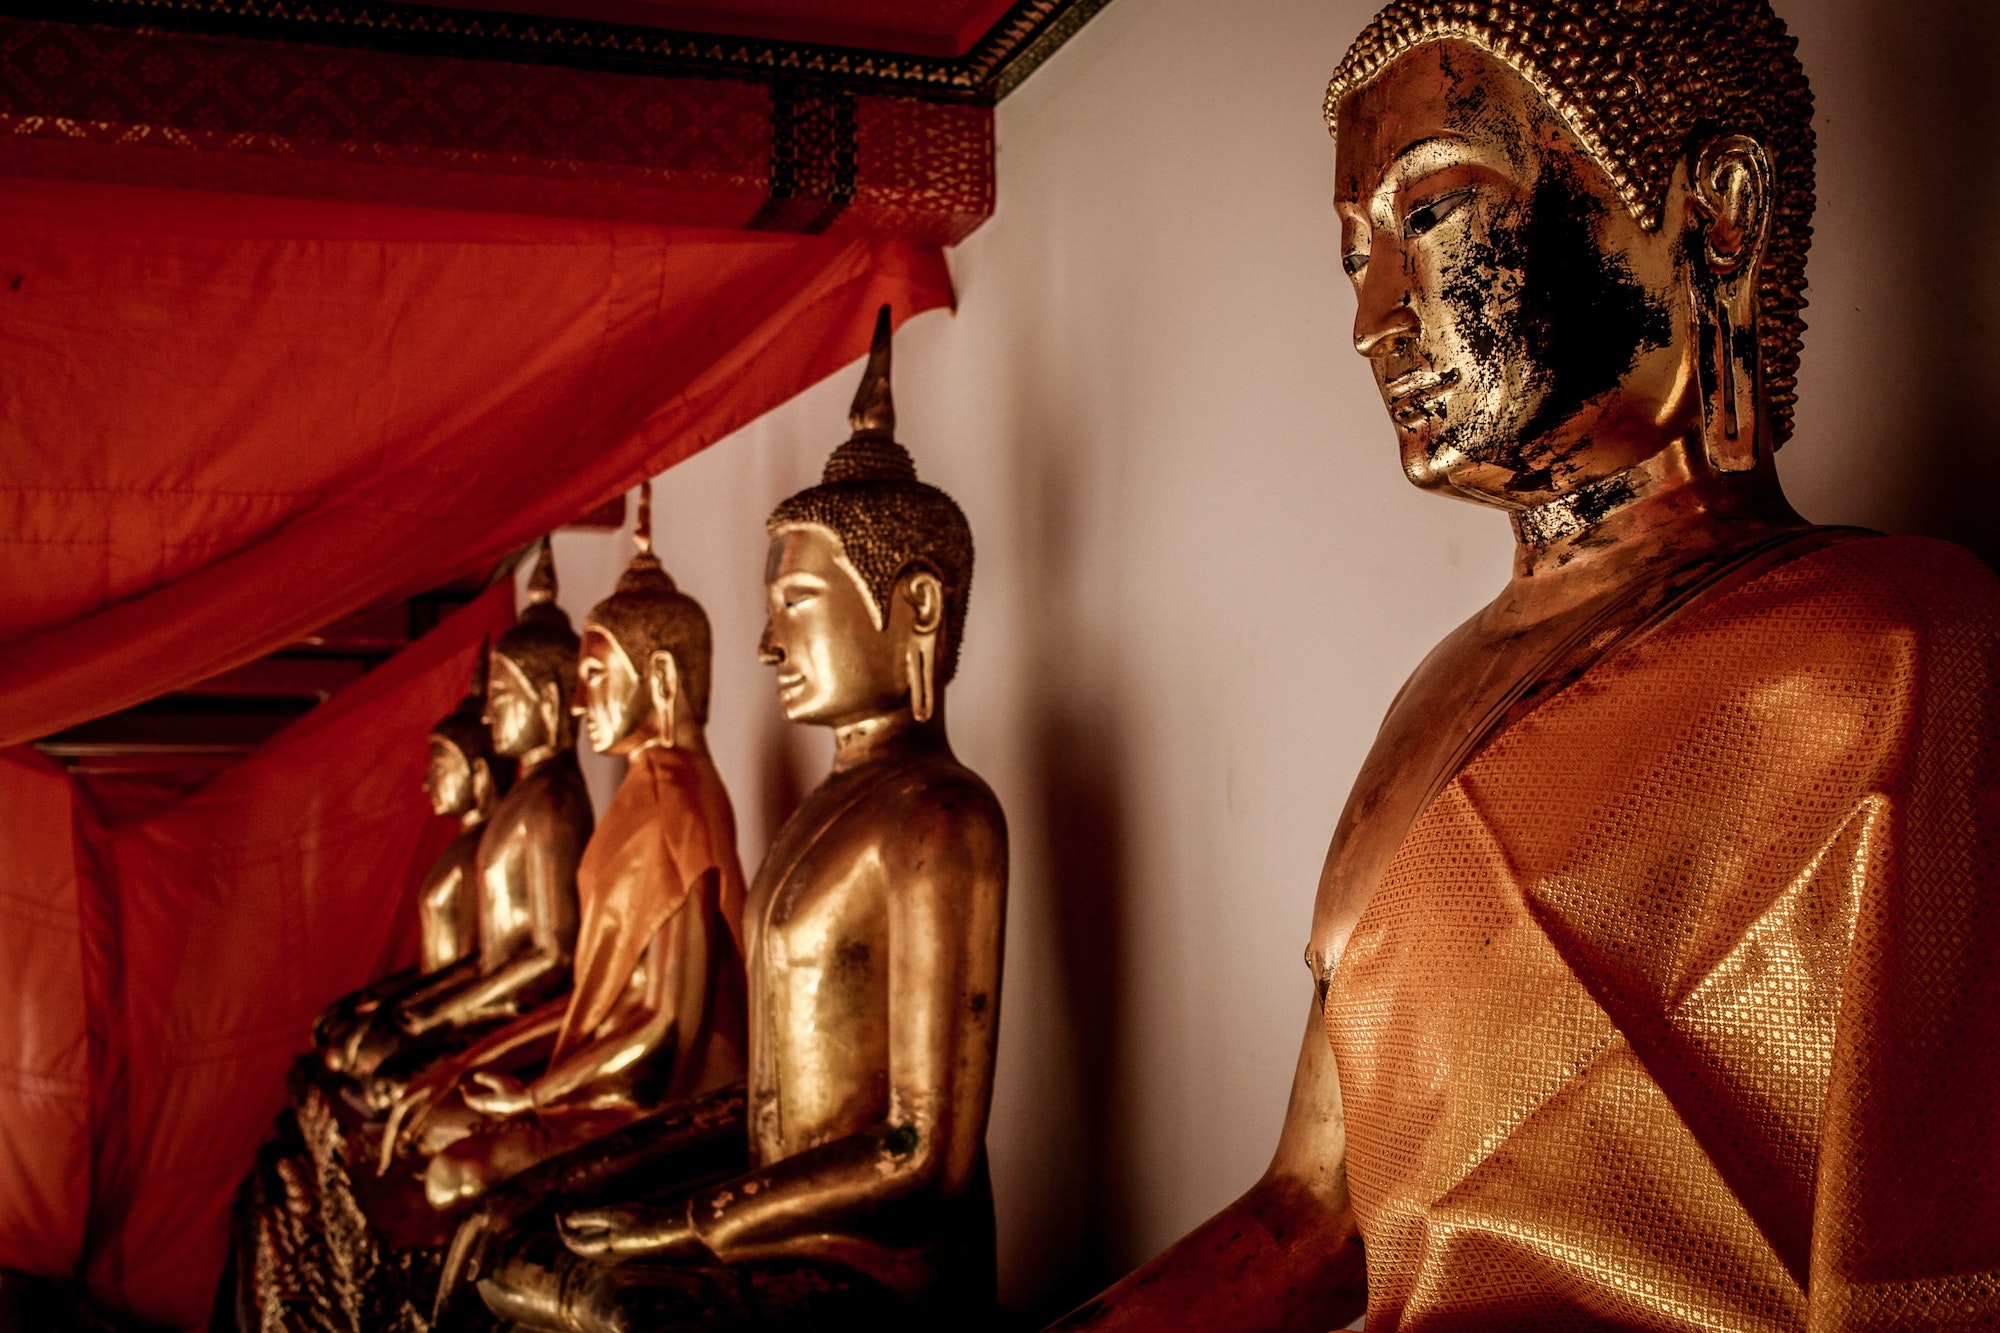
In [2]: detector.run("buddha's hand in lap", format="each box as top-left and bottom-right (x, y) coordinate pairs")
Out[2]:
(559, 1198), (707, 1262)
(395, 997), (440, 1036)
(462, 1070), (532, 1117)
(379, 1068), (455, 1170)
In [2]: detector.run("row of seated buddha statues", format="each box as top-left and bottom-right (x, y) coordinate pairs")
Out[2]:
(244, 0), (2000, 1324)
(241, 307), (1009, 1333)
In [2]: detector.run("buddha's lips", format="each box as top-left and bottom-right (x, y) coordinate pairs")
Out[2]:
(1385, 368), (1460, 425)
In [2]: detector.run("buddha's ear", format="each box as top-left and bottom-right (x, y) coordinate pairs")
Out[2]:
(535, 677), (568, 745)
(1687, 134), (1775, 474)
(900, 569), (944, 634)
(900, 571), (943, 723)
(648, 650), (680, 743)
(468, 756), (493, 805)
(1690, 134), (1774, 276)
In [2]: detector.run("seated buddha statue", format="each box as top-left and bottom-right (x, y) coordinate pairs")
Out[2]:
(378, 484), (748, 1210)
(358, 537), (595, 1105)
(1054, 4), (2000, 1332)
(313, 662), (508, 1078)
(465, 307), (1009, 1333)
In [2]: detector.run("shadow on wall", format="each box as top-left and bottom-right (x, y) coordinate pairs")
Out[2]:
(1030, 700), (1131, 1311)
(1014, 343), (1156, 1315)
(1862, 0), (1998, 569)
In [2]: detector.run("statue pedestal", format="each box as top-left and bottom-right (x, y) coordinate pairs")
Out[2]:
(236, 1059), (463, 1332)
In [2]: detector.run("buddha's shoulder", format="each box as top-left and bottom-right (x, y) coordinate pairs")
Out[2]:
(863, 755), (1006, 844)
(495, 758), (594, 826)
(1724, 531), (2000, 641)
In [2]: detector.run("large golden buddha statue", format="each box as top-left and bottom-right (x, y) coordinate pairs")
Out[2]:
(313, 664), (508, 1078)
(1057, 3), (2000, 1331)
(465, 308), (1009, 1332)
(379, 486), (748, 1210)
(361, 539), (595, 1102)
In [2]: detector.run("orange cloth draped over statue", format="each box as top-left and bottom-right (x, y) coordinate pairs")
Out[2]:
(425, 745), (748, 1200)
(0, 174), (951, 1330)
(1327, 535), (2000, 1332)
(555, 745), (747, 1086)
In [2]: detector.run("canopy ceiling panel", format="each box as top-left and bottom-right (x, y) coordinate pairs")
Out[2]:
(418, 0), (1024, 56)
(0, 0), (1112, 236)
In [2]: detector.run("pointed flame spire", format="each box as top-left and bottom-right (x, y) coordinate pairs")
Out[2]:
(633, 478), (654, 558)
(846, 304), (895, 443)
(823, 306), (916, 485)
(464, 639), (490, 708)
(613, 481), (675, 595)
(525, 534), (558, 606)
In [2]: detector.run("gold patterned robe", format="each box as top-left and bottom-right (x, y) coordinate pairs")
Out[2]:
(1326, 534), (2000, 1332)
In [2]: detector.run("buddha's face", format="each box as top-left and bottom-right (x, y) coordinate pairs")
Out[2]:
(574, 626), (648, 756)
(423, 736), (474, 817)
(759, 525), (906, 727)
(1334, 41), (1695, 509)
(485, 650), (552, 758)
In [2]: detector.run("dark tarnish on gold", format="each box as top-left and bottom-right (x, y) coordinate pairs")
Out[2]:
(768, 305), (975, 681)
(1324, 0), (1814, 444)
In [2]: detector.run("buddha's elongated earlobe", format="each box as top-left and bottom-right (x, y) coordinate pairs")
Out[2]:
(1691, 135), (1774, 474)
(907, 634), (936, 724)
(902, 569), (943, 724)
(538, 679), (568, 750)
(649, 651), (679, 749)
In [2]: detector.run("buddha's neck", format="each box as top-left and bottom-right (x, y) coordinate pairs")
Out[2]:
(1500, 442), (1803, 621)
(515, 743), (563, 775)
(831, 706), (948, 774)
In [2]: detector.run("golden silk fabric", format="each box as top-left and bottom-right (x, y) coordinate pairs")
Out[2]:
(552, 746), (746, 1068)
(1326, 536), (2000, 1332)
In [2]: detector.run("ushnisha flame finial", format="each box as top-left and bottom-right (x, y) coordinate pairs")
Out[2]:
(525, 535), (559, 607)
(824, 307), (917, 486)
(846, 304), (896, 445)
(633, 480), (654, 559)
(464, 641), (489, 708)
(614, 482), (674, 596)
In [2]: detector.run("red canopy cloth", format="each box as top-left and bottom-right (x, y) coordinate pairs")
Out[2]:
(0, 175), (953, 746)
(0, 174), (951, 1327)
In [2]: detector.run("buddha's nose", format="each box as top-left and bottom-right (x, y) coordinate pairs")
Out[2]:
(1353, 253), (1420, 361)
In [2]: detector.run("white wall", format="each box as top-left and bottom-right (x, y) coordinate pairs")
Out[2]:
(534, 0), (2000, 1319)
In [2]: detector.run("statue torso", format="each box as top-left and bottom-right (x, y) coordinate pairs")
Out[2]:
(1312, 533), (2000, 1330)
(1306, 523), (1827, 989)
(555, 746), (746, 1091)
(418, 822), (484, 974)
(744, 743), (1005, 1171)
(477, 751), (592, 974)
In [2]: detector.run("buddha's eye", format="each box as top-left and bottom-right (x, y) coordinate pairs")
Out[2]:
(1403, 189), (1472, 239)
(1342, 251), (1369, 278)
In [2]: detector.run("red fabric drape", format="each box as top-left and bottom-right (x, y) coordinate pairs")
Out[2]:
(0, 176), (953, 745)
(0, 585), (510, 1327)
(0, 750), (90, 1286)
(0, 174), (952, 1327)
